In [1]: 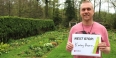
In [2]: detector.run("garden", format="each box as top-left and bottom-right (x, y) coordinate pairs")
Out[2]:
(0, 0), (116, 58)
(0, 29), (116, 58)
(0, 29), (69, 58)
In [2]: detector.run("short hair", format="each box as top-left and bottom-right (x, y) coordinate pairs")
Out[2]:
(80, 0), (94, 9)
(82, 0), (90, 2)
(81, 0), (92, 4)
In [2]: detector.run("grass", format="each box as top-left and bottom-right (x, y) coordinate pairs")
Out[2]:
(0, 29), (69, 58)
(42, 36), (73, 58)
(102, 30), (116, 58)
(0, 29), (116, 58)
(0, 36), (42, 58)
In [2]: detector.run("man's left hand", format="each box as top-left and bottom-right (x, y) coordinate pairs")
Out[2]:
(98, 42), (107, 52)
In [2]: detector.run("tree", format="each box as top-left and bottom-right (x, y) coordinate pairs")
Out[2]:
(107, 0), (110, 13)
(18, 0), (21, 17)
(110, 0), (116, 13)
(0, 0), (4, 16)
(45, 0), (49, 18)
(37, 0), (55, 18)
(98, 0), (101, 20)
(63, 0), (76, 27)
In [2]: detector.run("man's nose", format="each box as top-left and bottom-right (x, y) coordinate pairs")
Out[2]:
(84, 9), (88, 13)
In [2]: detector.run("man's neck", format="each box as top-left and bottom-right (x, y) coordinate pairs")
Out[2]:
(82, 20), (94, 25)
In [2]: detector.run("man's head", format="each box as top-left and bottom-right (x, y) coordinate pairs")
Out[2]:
(80, 1), (94, 21)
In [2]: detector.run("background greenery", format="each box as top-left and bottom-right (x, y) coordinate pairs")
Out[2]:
(0, 0), (116, 28)
(0, 16), (55, 43)
(0, 0), (116, 58)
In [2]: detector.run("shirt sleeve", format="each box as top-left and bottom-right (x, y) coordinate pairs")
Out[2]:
(67, 28), (73, 43)
(102, 27), (110, 47)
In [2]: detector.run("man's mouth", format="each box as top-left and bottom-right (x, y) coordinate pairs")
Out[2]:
(84, 15), (89, 17)
(84, 14), (89, 16)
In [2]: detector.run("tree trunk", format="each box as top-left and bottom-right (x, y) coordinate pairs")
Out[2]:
(45, 0), (49, 18)
(108, 0), (109, 13)
(8, 0), (11, 16)
(19, 0), (21, 17)
(99, 0), (101, 20)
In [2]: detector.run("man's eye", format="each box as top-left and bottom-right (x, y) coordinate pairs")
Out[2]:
(81, 8), (91, 11)
(82, 9), (85, 11)
(87, 8), (91, 11)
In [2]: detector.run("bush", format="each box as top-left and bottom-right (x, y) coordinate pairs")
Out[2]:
(0, 42), (10, 55)
(0, 16), (55, 43)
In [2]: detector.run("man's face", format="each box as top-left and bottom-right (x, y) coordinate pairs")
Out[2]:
(80, 3), (94, 21)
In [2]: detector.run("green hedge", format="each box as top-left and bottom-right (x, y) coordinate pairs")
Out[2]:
(0, 16), (55, 43)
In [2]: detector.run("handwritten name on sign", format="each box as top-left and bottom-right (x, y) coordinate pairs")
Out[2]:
(71, 34), (101, 57)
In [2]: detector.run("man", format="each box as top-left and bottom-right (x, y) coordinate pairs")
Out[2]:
(66, 1), (110, 58)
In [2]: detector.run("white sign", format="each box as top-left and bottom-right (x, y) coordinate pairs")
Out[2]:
(71, 34), (101, 57)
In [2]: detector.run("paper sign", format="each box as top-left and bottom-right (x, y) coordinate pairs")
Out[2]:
(71, 34), (101, 57)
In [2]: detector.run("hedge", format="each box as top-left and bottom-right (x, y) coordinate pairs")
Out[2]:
(0, 16), (55, 43)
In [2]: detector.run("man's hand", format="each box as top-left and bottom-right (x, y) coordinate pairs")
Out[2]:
(66, 42), (73, 52)
(98, 42), (107, 51)
(98, 42), (110, 54)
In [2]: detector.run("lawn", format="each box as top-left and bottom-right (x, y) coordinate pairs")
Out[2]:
(42, 37), (73, 58)
(0, 29), (116, 58)
(0, 29), (69, 58)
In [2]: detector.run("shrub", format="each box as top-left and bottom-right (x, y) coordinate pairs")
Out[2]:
(0, 42), (10, 55)
(0, 16), (55, 43)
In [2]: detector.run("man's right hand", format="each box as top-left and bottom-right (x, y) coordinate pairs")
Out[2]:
(66, 42), (73, 52)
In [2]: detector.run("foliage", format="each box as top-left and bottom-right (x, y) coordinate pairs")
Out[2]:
(0, 0), (44, 18)
(0, 29), (68, 58)
(0, 29), (115, 58)
(9, 38), (30, 48)
(0, 0), (116, 30)
(44, 38), (72, 58)
(63, 0), (76, 27)
(53, 8), (62, 26)
(0, 42), (10, 55)
(94, 11), (115, 29)
(112, 13), (116, 29)
(0, 16), (55, 43)
(16, 29), (67, 57)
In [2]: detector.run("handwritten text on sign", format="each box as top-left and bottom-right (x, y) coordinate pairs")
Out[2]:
(71, 34), (101, 57)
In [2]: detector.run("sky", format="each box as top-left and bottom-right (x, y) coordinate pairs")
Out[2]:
(59, 0), (115, 14)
